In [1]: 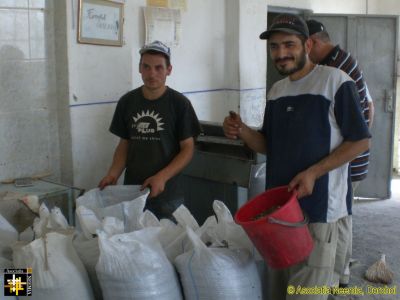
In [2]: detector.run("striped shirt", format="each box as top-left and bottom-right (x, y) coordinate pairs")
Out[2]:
(262, 65), (371, 222)
(320, 45), (371, 182)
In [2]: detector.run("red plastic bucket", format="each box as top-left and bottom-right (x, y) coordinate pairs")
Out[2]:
(234, 186), (314, 269)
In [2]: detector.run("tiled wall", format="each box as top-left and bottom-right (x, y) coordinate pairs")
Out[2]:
(0, 0), (61, 181)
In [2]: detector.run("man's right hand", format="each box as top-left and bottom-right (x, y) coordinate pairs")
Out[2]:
(223, 111), (242, 139)
(98, 175), (117, 190)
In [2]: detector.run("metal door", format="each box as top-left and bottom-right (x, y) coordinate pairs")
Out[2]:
(310, 15), (398, 199)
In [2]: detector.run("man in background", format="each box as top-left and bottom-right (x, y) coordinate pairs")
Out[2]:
(307, 19), (374, 287)
(98, 40), (200, 220)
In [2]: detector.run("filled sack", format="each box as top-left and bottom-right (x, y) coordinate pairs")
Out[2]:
(73, 233), (102, 300)
(76, 185), (149, 238)
(175, 227), (262, 300)
(0, 213), (18, 260)
(13, 232), (94, 300)
(96, 227), (182, 300)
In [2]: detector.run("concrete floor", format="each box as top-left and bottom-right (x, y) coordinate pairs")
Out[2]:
(344, 179), (400, 300)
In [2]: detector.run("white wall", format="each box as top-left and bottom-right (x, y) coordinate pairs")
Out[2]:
(268, 0), (367, 14)
(267, 0), (400, 15)
(0, 0), (61, 182)
(368, 0), (400, 15)
(66, 0), (142, 188)
(238, 0), (267, 126)
(170, 0), (230, 121)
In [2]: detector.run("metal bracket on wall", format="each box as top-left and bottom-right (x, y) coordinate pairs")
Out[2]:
(385, 89), (394, 112)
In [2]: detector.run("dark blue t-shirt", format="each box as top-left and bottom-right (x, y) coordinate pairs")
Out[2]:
(262, 65), (370, 223)
(110, 86), (200, 202)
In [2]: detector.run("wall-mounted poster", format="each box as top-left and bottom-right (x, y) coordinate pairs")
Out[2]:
(147, 0), (168, 8)
(78, 0), (124, 46)
(144, 6), (181, 46)
(147, 0), (187, 11)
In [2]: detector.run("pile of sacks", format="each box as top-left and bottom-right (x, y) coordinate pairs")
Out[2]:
(1, 202), (92, 300)
(0, 185), (264, 300)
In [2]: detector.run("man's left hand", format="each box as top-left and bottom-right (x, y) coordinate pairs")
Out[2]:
(288, 168), (318, 199)
(141, 174), (166, 198)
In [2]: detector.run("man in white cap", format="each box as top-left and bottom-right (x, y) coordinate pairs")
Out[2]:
(99, 40), (200, 220)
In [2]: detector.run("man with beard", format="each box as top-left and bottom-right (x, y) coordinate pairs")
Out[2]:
(98, 41), (200, 220)
(223, 14), (370, 300)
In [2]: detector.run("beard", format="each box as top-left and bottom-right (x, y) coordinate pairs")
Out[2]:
(274, 48), (307, 76)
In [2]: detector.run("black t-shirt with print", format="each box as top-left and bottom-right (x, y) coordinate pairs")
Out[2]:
(109, 86), (200, 202)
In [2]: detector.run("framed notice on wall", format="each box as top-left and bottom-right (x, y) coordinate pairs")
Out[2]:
(78, 0), (124, 46)
(144, 7), (181, 46)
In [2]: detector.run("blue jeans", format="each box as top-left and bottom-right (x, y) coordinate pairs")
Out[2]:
(144, 195), (183, 222)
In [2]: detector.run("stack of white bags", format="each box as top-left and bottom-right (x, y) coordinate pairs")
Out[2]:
(0, 185), (264, 300)
(1, 202), (93, 300)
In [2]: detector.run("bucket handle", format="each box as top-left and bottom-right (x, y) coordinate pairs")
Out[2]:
(268, 212), (309, 228)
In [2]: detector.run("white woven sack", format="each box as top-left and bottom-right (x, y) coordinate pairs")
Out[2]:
(96, 227), (182, 300)
(212, 200), (262, 260)
(73, 233), (102, 300)
(175, 227), (262, 300)
(138, 209), (160, 227)
(0, 213), (18, 260)
(75, 185), (149, 238)
(76, 185), (149, 210)
(135, 204), (200, 262)
(13, 232), (94, 300)
(161, 205), (199, 261)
